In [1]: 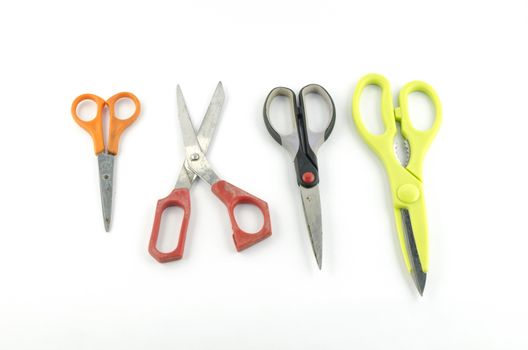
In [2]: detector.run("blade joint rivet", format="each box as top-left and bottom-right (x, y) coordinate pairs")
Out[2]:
(190, 153), (200, 161)
(302, 171), (316, 184)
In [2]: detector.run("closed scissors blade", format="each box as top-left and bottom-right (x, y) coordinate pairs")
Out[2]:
(98, 153), (114, 232)
(401, 208), (427, 295)
(300, 185), (323, 269)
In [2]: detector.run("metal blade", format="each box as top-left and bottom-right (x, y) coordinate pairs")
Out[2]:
(176, 85), (202, 153)
(300, 185), (323, 269)
(98, 153), (114, 232)
(197, 81), (224, 154)
(175, 82), (224, 188)
(401, 208), (427, 296)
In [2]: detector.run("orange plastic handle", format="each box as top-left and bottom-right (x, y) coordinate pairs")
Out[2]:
(71, 92), (141, 155)
(71, 94), (106, 154)
(106, 92), (141, 155)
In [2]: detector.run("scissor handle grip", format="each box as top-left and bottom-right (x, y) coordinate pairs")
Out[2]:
(352, 74), (397, 151)
(71, 94), (106, 154)
(263, 87), (299, 147)
(211, 180), (272, 251)
(148, 188), (191, 263)
(106, 92), (141, 155)
(398, 81), (442, 160)
(264, 85), (335, 157)
(352, 74), (442, 176)
(299, 84), (336, 150)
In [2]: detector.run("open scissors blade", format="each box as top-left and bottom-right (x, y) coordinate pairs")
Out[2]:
(175, 82), (224, 188)
(176, 83), (224, 184)
(97, 153), (114, 232)
(300, 185), (323, 269)
(176, 83), (224, 154)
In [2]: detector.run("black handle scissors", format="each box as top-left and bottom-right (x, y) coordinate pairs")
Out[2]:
(264, 84), (336, 268)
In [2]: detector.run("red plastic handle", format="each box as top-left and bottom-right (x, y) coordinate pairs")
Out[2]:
(211, 180), (272, 251)
(149, 188), (191, 263)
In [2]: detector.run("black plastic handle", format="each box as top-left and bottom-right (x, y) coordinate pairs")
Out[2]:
(299, 84), (336, 142)
(263, 84), (336, 188)
(263, 87), (297, 146)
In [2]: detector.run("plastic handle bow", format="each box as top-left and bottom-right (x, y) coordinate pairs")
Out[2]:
(149, 188), (191, 263)
(351, 73), (442, 180)
(71, 92), (141, 155)
(211, 180), (272, 251)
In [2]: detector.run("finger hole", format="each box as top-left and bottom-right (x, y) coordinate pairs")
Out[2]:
(302, 92), (332, 133)
(76, 99), (98, 121)
(114, 97), (136, 120)
(406, 92), (436, 131)
(234, 203), (264, 234)
(156, 207), (185, 253)
(268, 95), (295, 136)
(359, 85), (385, 135)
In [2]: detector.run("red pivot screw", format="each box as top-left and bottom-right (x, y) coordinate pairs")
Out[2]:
(302, 171), (315, 184)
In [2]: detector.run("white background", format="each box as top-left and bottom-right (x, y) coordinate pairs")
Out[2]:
(1, 0), (527, 349)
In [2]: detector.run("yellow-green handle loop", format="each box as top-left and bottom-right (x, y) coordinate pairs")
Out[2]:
(398, 81), (442, 180)
(351, 74), (397, 163)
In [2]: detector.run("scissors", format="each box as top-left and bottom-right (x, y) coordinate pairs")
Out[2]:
(148, 82), (272, 263)
(263, 84), (336, 269)
(352, 73), (441, 295)
(71, 92), (141, 232)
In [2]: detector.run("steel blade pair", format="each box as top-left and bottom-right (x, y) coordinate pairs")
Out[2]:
(98, 153), (114, 231)
(149, 83), (272, 262)
(174, 83), (225, 189)
(264, 84), (336, 269)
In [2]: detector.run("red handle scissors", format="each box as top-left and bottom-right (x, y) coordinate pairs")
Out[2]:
(149, 83), (272, 262)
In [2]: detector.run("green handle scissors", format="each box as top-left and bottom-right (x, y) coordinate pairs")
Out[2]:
(352, 73), (442, 295)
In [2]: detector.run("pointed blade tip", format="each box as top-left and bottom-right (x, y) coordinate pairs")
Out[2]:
(412, 270), (427, 296)
(215, 82), (225, 100)
(315, 247), (322, 270)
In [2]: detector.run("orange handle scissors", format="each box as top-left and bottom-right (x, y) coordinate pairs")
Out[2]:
(71, 92), (141, 231)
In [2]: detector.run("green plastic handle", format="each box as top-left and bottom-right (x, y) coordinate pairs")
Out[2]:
(351, 73), (442, 272)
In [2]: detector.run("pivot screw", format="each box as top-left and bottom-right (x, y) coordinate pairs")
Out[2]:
(302, 171), (316, 184)
(190, 153), (200, 161)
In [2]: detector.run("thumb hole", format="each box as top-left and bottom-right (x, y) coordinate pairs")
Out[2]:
(114, 97), (136, 120)
(406, 91), (436, 131)
(234, 204), (264, 233)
